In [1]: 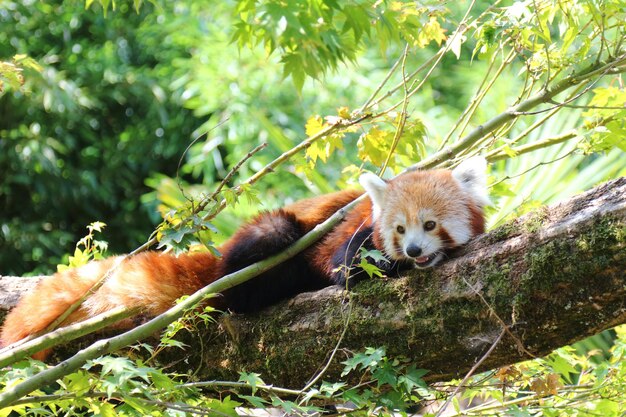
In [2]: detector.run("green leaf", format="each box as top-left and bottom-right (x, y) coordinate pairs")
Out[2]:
(67, 246), (91, 267)
(372, 362), (398, 387)
(359, 259), (383, 278)
(13, 55), (43, 73)
(270, 397), (321, 415)
(399, 365), (429, 392)
(240, 184), (261, 206)
(357, 127), (393, 167)
(238, 371), (265, 394)
(341, 387), (373, 408)
(97, 356), (135, 377)
(341, 347), (386, 376)
(341, 5), (371, 42)
(545, 350), (579, 384)
(222, 188), (239, 206)
(240, 395), (268, 408)
(282, 52), (306, 91)
(305, 115), (325, 137)
(88, 221), (107, 233)
(360, 248), (387, 263)
(319, 381), (346, 396)
(417, 17), (446, 48)
(377, 389), (404, 410)
(203, 397), (242, 417)
(306, 140), (327, 164)
(62, 370), (92, 395)
(90, 402), (117, 417)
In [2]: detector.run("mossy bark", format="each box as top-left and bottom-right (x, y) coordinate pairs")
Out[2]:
(163, 179), (626, 387)
(1, 178), (625, 387)
(157, 177), (626, 386)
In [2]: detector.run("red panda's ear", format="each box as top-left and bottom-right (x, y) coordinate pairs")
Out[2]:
(452, 156), (491, 207)
(359, 172), (387, 218)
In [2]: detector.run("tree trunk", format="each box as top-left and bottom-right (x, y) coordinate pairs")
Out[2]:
(1, 177), (625, 387)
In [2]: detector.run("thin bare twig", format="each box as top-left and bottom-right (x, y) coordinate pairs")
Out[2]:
(356, 50), (405, 114)
(175, 116), (231, 203)
(490, 149), (577, 189)
(461, 276), (534, 358)
(486, 130), (579, 162)
(379, 43), (411, 177)
(434, 328), (506, 417)
(456, 48), (517, 140)
(511, 64), (626, 117)
(439, 44), (505, 150)
(298, 298), (354, 400)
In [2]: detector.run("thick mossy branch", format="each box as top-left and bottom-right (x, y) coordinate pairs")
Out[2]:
(161, 177), (626, 386)
(1, 178), (625, 388)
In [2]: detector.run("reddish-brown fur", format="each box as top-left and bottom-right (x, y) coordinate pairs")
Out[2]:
(282, 189), (365, 232)
(1, 162), (488, 359)
(0, 191), (367, 358)
(468, 203), (486, 236)
(0, 252), (218, 359)
(308, 199), (374, 276)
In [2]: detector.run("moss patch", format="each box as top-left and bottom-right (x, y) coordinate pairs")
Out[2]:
(486, 220), (522, 243)
(523, 217), (624, 288)
(513, 216), (625, 325)
(351, 276), (410, 305)
(522, 206), (550, 234)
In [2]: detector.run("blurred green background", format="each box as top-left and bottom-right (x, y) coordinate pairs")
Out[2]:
(1, 0), (624, 275)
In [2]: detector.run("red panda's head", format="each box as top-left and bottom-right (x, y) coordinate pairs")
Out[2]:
(359, 157), (490, 268)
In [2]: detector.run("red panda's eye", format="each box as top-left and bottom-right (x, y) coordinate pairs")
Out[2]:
(424, 221), (436, 231)
(396, 225), (405, 234)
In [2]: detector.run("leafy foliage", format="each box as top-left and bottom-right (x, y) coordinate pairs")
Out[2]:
(57, 221), (109, 271)
(0, 1), (200, 274)
(0, 55), (41, 93)
(231, 0), (448, 90)
(3, 327), (626, 415)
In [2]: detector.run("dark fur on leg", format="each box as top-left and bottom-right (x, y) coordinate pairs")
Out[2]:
(219, 210), (327, 313)
(330, 226), (413, 289)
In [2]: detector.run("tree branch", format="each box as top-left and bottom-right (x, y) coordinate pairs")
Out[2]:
(0, 195), (366, 407)
(413, 54), (626, 170)
(157, 177), (626, 386)
(1, 178), (625, 390)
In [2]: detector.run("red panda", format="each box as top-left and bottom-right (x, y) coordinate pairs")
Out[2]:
(0, 157), (489, 358)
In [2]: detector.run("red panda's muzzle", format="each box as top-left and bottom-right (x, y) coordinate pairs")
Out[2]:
(413, 251), (444, 268)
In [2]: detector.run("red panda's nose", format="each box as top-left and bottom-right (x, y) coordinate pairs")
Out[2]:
(406, 245), (423, 257)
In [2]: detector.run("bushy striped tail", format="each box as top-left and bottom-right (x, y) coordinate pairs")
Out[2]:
(0, 251), (218, 359)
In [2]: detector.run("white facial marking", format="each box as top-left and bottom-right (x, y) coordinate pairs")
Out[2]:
(383, 208), (443, 261)
(381, 211), (404, 259)
(452, 156), (491, 207)
(403, 226), (440, 257)
(441, 216), (472, 245)
(359, 172), (387, 221)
